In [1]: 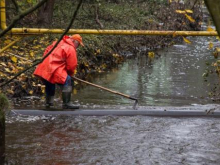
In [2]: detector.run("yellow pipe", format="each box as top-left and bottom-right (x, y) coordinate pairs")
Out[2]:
(10, 28), (218, 36)
(0, 0), (219, 36)
(0, 37), (22, 54)
(0, 0), (7, 29)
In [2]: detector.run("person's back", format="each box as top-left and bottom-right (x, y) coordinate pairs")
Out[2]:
(34, 36), (77, 84)
(33, 34), (84, 109)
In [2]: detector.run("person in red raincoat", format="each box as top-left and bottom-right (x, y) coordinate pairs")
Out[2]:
(34, 34), (84, 109)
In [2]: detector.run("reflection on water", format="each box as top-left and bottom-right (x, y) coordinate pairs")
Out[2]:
(6, 37), (220, 164)
(74, 37), (218, 107)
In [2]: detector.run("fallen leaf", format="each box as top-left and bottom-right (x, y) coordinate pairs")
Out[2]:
(209, 42), (214, 49)
(5, 68), (11, 73)
(11, 56), (18, 63)
(183, 37), (191, 44)
(148, 52), (155, 59)
(30, 52), (34, 57)
(7, 89), (14, 94)
(0, 62), (7, 67)
(185, 9), (193, 13)
(185, 14), (195, 23)
(207, 26), (215, 31)
(175, 10), (185, 14)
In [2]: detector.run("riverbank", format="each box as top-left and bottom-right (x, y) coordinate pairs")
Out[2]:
(0, 0), (203, 99)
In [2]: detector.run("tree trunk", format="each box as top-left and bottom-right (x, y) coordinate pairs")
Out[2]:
(0, 94), (9, 165)
(0, 111), (5, 165)
(37, 0), (55, 27)
(205, 0), (220, 36)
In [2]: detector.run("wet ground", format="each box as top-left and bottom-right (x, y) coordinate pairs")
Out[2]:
(5, 36), (220, 164)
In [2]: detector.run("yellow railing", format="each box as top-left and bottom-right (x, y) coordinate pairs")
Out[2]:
(0, 0), (6, 30)
(4, 28), (219, 36)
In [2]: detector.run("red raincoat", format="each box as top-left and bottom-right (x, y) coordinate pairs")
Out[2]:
(34, 36), (77, 84)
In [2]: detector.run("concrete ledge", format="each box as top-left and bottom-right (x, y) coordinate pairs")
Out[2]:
(11, 109), (220, 117)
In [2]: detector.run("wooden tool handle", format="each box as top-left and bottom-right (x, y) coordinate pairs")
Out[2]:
(72, 76), (138, 101)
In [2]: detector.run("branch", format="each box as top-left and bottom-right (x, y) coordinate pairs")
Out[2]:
(0, 0), (48, 37)
(10, 0), (20, 13)
(95, 5), (104, 29)
(0, 0), (84, 88)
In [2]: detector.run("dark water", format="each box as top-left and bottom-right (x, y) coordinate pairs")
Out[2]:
(6, 37), (220, 164)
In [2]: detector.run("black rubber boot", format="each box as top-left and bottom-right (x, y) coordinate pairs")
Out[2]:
(62, 86), (79, 109)
(45, 96), (54, 108)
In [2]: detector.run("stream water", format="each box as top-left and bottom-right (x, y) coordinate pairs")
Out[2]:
(5, 36), (220, 165)
(73, 37), (219, 108)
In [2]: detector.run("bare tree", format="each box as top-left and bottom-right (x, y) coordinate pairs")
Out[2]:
(0, 0), (48, 37)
